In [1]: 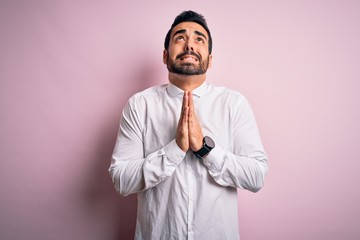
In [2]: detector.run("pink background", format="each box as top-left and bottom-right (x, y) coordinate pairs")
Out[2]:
(1, 1), (360, 239)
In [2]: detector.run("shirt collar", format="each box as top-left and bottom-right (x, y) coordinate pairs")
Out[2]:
(166, 81), (208, 98)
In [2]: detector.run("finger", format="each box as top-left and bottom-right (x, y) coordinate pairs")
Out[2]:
(176, 92), (190, 152)
(188, 91), (196, 121)
(188, 91), (194, 110)
(182, 91), (189, 122)
(178, 92), (187, 123)
(183, 91), (189, 108)
(178, 97), (189, 150)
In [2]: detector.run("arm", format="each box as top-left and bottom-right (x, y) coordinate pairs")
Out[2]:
(108, 100), (186, 196)
(202, 98), (268, 192)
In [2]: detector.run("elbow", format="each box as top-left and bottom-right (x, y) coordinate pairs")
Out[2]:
(251, 158), (268, 192)
(248, 178), (265, 193)
(108, 167), (130, 197)
(247, 165), (267, 193)
(108, 166), (139, 197)
(239, 173), (265, 193)
(112, 178), (133, 197)
(117, 188), (132, 197)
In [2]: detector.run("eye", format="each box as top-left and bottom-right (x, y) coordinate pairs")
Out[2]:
(175, 36), (185, 41)
(196, 37), (205, 43)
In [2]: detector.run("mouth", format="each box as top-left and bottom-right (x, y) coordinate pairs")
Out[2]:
(179, 55), (198, 62)
(176, 51), (201, 62)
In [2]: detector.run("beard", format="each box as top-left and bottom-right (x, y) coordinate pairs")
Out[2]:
(166, 51), (210, 75)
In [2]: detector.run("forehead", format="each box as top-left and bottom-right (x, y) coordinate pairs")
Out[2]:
(171, 21), (208, 38)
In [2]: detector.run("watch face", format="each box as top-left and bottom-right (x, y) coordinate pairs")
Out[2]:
(204, 136), (215, 148)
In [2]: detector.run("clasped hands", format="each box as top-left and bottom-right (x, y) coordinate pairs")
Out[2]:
(176, 91), (204, 153)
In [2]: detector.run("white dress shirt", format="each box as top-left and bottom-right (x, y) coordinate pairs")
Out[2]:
(109, 82), (268, 240)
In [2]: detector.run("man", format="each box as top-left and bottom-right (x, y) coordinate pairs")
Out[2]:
(109, 10), (268, 240)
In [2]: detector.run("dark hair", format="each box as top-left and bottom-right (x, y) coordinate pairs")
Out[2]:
(164, 10), (212, 54)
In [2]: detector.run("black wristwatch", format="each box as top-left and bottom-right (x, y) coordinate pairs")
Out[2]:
(193, 136), (215, 158)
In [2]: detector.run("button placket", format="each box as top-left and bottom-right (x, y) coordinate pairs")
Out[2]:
(186, 157), (195, 238)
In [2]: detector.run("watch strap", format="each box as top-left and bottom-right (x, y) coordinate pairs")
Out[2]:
(193, 136), (215, 158)
(193, 145), (211, 158)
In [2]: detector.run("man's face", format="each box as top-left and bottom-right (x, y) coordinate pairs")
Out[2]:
(164, 22), (212, 75)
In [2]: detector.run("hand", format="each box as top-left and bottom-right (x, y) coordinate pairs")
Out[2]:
(188, 91), (203, 151)
(176, 92), (190, 152)
(176, 91), (203, 152)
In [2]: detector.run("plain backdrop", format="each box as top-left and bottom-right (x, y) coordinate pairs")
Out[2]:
(1, 1), (360, 239)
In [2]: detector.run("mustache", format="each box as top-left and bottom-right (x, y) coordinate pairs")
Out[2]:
(176, 51), (201, 61)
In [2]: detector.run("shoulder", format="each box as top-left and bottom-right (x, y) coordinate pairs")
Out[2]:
(207, 83), (256, 121)
(128, 84), (167, 105)
(207, 83), (247, 103)
(131, 84), (167, 98)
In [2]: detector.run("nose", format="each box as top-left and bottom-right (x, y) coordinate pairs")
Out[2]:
(185, 40), (194, 51)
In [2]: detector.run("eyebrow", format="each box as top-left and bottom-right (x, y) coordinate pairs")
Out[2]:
(194, 30), (207, 40)
(173, 29), (186, 36)
(173, 29), (207, 40)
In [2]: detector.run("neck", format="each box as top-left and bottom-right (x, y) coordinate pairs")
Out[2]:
(168, 72), (206, 91)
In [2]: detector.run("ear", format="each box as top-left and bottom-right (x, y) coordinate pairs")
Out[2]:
(163, 50), (168, 64)
(208, 54), (213, 69)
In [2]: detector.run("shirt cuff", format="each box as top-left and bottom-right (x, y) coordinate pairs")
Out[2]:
(162, 139), (186, 165)
(202, 146), (225, 173)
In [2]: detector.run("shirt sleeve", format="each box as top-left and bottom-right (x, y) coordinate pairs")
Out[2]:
(202, 97), (269, 192)
(108, 99), (186, 196)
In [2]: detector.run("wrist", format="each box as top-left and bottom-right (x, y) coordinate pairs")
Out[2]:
(193, 136), (215, 158)
(176, 138), (189, 152)
(192, 141), (203, 152)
